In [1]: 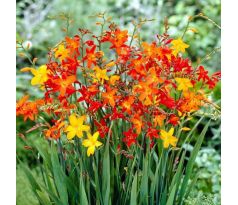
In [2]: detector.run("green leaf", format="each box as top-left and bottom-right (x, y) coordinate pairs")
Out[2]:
(160, 182), (168, 205)
(150, 157), (159, 204)
(50, 142), (68, 204)
(20, 163), (41, 192)
(36, 190), (52, 205)
(166, 184), (177, 205)
(43, 163), (56, 196)
(140, 155), (148, 205)
(102, 135), (111, 205)
(93, 159), (102, 205)
(124, 152), (137, 204)
(130, 172), (138, 205)
(20, 162), (53, 205)
(34, 142), (52, 170)
(41, 186), (65, 205)
(169, 151), (185, 194)
(80, 174), (89, 205)
(178, 120), (210, 204)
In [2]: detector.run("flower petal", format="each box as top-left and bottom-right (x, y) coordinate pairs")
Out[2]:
(77, 116), (85, 125)
(168, 128), (174, 136)
(95, 141), (102, 147)
(81, 125), (90, 132)
(76, 129), (83, 138)
(160, 130), (167, 139)
(92, 131), (99, 141)
(87, 146), (95, 157)
(69, 114), (78, 127)
(31, 76), (40, 85)
(163, 139), (169, 148)
(67, 130), (76, 140)
(65, 125), (74, 132)
(169, 136), (178, 147)
(82, 139), (92, 147)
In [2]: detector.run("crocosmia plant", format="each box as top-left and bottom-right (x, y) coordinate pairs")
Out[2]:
(16, 14), (220, 205)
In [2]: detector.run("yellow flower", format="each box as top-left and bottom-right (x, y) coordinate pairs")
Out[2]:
(171, 38), (189, 56)
(160, 128), (178, 148)
(175, 78), (193, 91)
(94, 66), (109, 84)
(82, 131), (102, 156)
(65, 114), (90, 140)
(55, 44), (69, 61)
(21, 65), (49, 86)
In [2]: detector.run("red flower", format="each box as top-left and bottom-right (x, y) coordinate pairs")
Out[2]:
(94, 119), (109, 138)
(62, 57), (79, 74)
(172, 56), (192, 74)
(197, 66), (209, 82)
(123, 128), (137, 147)
(168, 114), (179, 126)
(88, 101), (103, 113)
(78, 85), (98, 103)
(206, 71), (221, 89)
(146, 128), (159, 140)
(158, 90), (176, 109)
(110, 107), (125, 120)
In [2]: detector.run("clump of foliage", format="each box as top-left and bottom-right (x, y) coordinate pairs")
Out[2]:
(16, 13), (220, 204)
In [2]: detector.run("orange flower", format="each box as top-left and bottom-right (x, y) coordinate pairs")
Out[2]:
(102, 87), (118, 107)
(153, 114), (166, 127)
(121, 96), (135, 113)
(16, 96), (44, 121)
(65, 35), (80, 56)
(45, 119), (65, 139)
(84, 45), (103, 68)
(53, 75), (76, 96)
(110, 28), (128, 48)
(109, 75), (120, 85)
(131, 115), (143, 135)
(178, 91), (205, 114)
(142, 42), (161, 59)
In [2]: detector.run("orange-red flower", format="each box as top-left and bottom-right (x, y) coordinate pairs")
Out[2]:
(45, 119), (65, 139)
(16, 96), (44, 121)
(102, 87), (118, 107)
(131, 115), (143, 135)
(65, 35), (80, 56)
(47, 74), (76, 97)
(121, 96), (135, 114)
